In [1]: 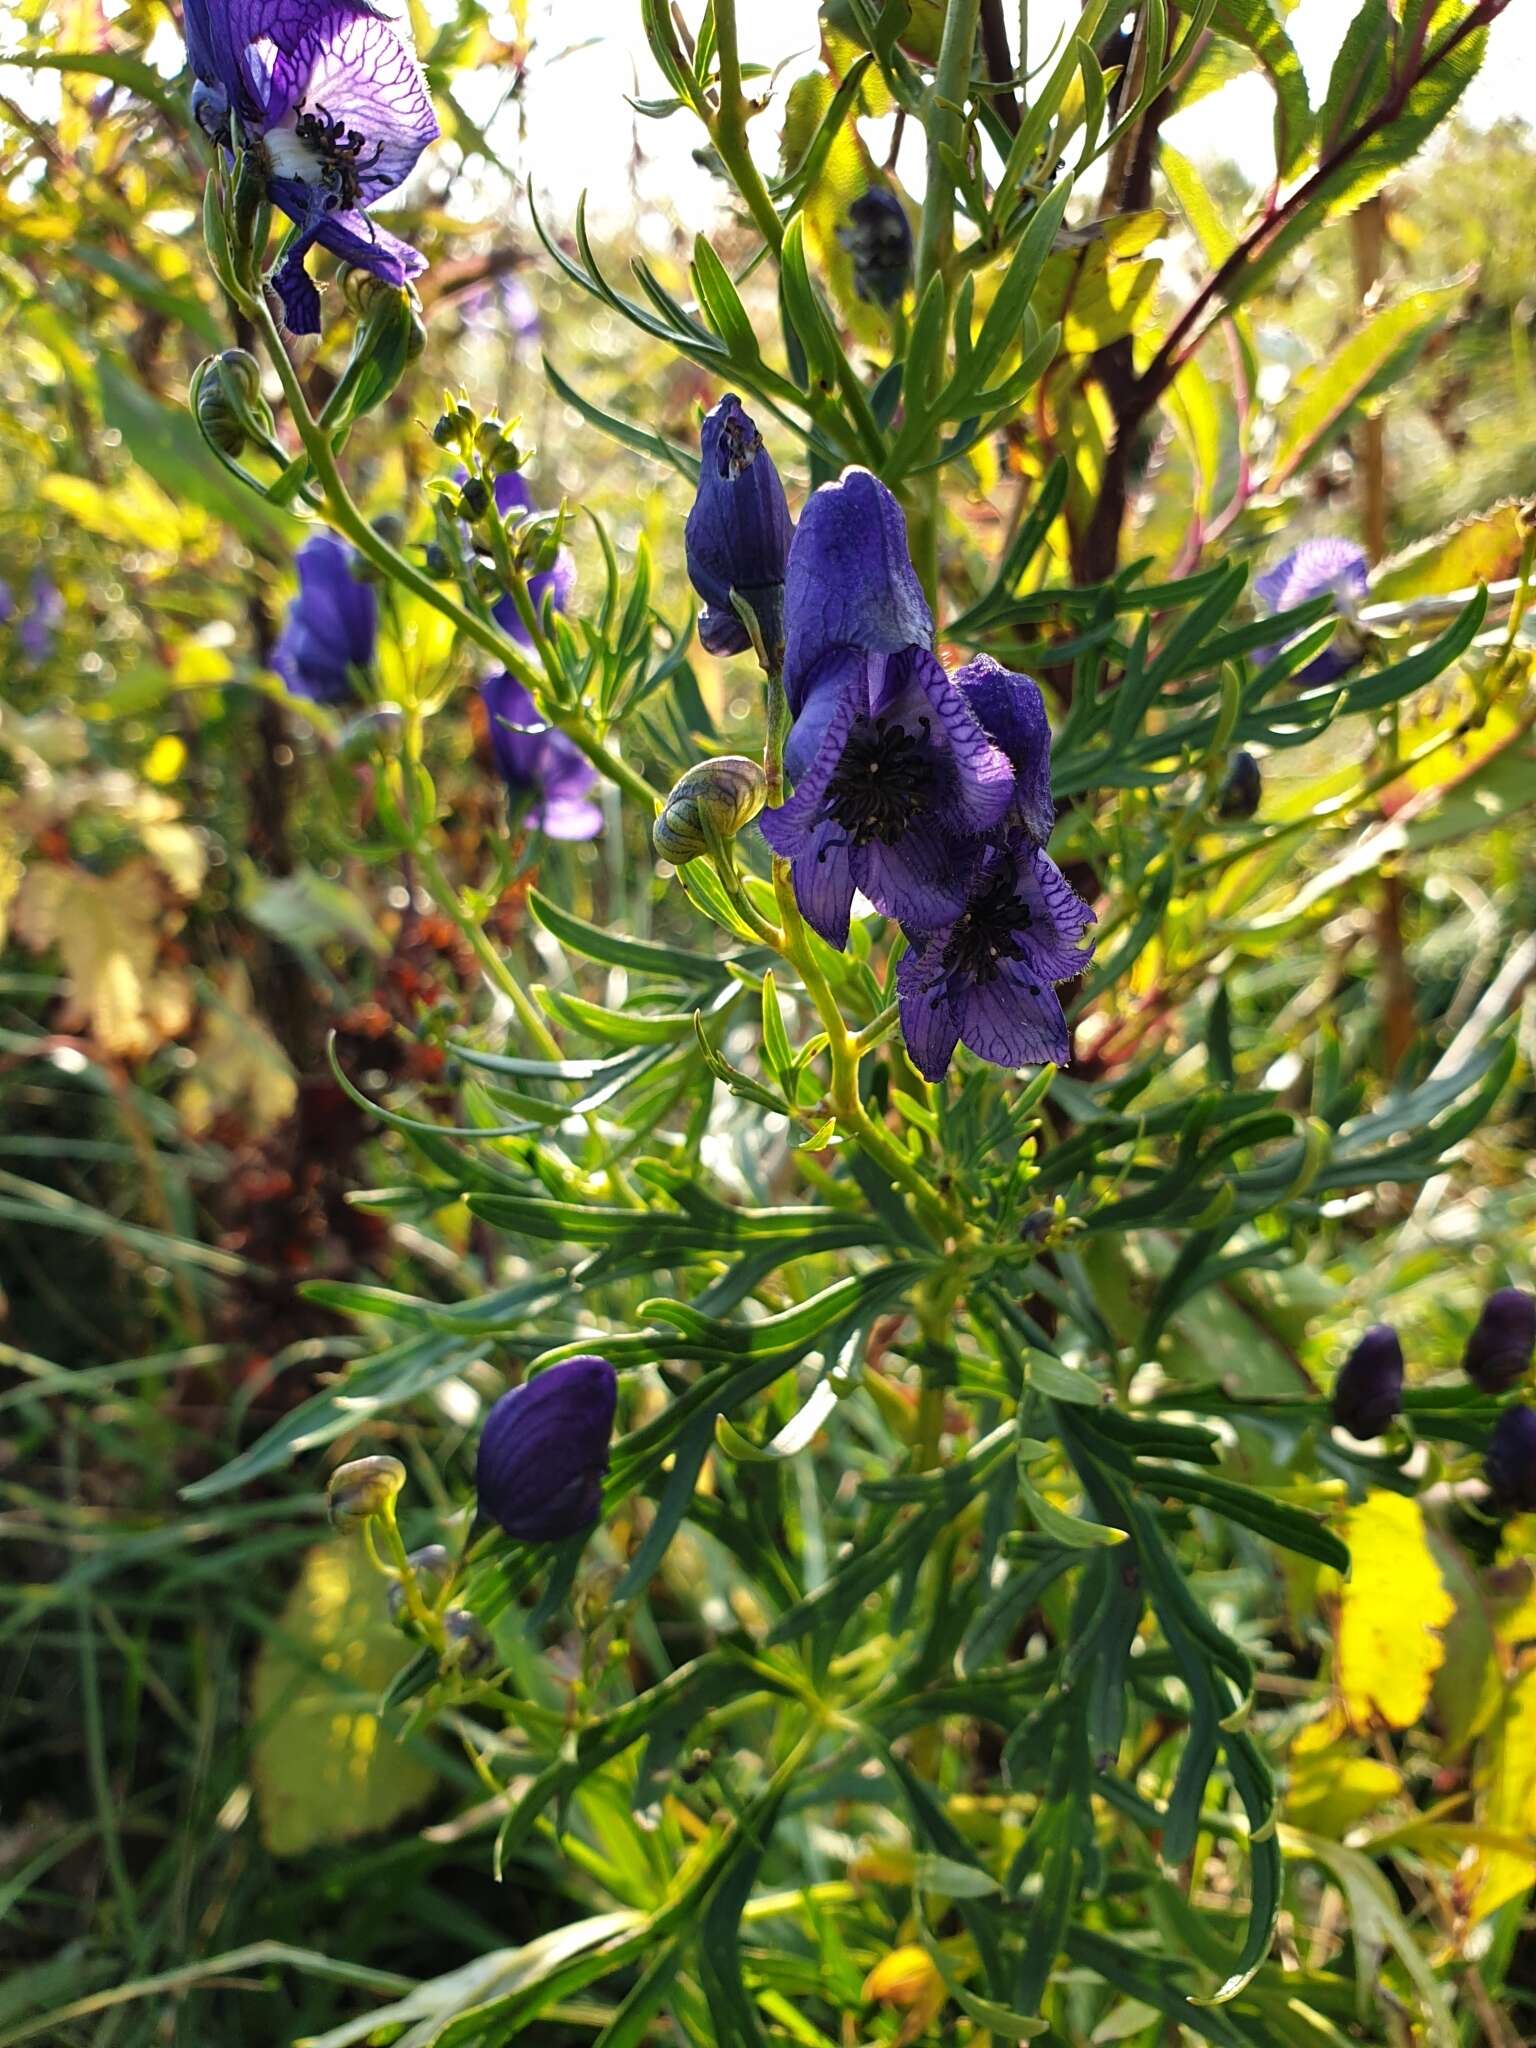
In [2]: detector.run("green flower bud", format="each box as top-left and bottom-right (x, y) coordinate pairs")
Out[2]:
(652, 755), (767, 865)
(458, 477), (491, 524)
(387, 1542), (453, 1623)
(326, 1453), (406, 1528)
(193, 350), (274, 459)
(432, 413), (462, 449)
(438, 1607), (493, 1676)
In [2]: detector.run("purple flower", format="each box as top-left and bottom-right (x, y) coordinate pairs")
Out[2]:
(684, 394), (793, 662)
(272, 531), (375, 703)
(782, 467), (931, 715)
(186, 0), (438, 335)
(1485, 1404), (1536, 1513)
(476, 1355), (618, 1542)
(481, 672), (602, 840)
(1330, 1324), (1404, 1440)
(895, 839), (1094, 1080)
(1462, 1288), (1536, 1395)
(837, 188), (912, 309)
(16, 575), (61, 662)
(1253, 537), (1369, 686)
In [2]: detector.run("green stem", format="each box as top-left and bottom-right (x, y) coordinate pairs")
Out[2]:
(710, 0), (785, 256)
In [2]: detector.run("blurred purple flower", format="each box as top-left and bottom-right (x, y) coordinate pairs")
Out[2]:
(17, 576), (62, 662)
(837, 187), (912, 308)
(272, 531), (375, 703)
(1485, 1404), (1536, 1512)
(895, 839), (1094, 1080)
(1331, 1324), (1404, 1440)
(476, 1355), (617, 1542)
(684, 394), (793, 662)
(460, 271), (539, 346)
(481, 672), (601, 840)
(185, 0), (438, 335)
(1463, 1288), (1536, 1395)
(1253, 537), (1369, 686)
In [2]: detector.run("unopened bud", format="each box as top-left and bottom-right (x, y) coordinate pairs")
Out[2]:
(1463, 1288), (1536, 1394)
(1216, 749), (1262, 820)
(458, 477), (491, 524)
(438, 1607), (493, 1676)
(194, 350), (267, 456)
(387, 1542), (453, 1623)
(652, 755), (767, 864)
(1331, 1326), (1403, 1441)
(326, 1453), (406, 1527)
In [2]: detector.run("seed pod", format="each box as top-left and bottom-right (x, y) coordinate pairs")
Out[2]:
(1331, 1324), (1403, 1440)
(438, 1607), (493, 1676)
(1216, 748), (1262, 820)
(386, 1543), (452, 1623)
(326, 1453), (406, 1527)
(652, 755), (767, 864)
(1462, 1287), (1536, 1394)
(1485, 1404), (1536, 1511)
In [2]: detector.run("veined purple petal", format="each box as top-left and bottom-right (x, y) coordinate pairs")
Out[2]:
(954, 655), (1055, 844)
(782, 468), (932, 713)
(852, 829), (973, 931)
(1253, 536), (1369, 686)
(875, 647), (1013, 839)
(758, 667), (863, 850)
(260, 12), (437, 200)
(789, 816), (856, 950)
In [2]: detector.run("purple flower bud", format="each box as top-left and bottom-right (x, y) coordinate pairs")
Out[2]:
(1253, 538), (1369, 687)
(475, 1355), (618, 1542)
(837, 188), (912, 308)
(1485, 1404), (1536, 1512)
(1216, 749), (1262, 820)
(684, 395), (793, 663)
(439, 1607), (494, 1675)
(1330, 1325), (1403, 1440)
(1462, 1288), (1536, 1395)
(272, 533), (376, 705)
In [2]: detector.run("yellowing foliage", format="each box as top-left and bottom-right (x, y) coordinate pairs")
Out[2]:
(176, 964), (297, 1137)
(250, 1542), (437, 1857)
(1456, 1660), (1536, 1930)
(12, 860), (193, 1058)
(1334, 1491), (1454, 1732)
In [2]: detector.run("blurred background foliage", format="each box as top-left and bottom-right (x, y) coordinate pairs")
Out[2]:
(1, 0), (1536, 2043)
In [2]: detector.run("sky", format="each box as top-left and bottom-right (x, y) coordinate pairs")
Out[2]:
(500, 1), (1535, 226)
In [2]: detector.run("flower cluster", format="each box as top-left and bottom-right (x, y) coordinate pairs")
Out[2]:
(183, 0), (438, 333)
(754, 460), (1092, 1080)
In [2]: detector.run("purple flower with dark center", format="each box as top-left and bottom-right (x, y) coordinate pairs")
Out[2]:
(684, 394), (793, 662)
(185, 0), (438, 335)
(17, 575), (62, 662)
(272, 530), (375, 703)
(762, 470), (1017, 948)
(476, 1355), (618, 1542)
(837, 187), (912, 308)
(1462, 1288), (1536, 1395)
(1485, 1404), (1536, 1513)
(895, 838), (1094, 1079)
(1330, 1324), (1404, 1440)
(481, 672), (601, 841)
(1254, 537), (1369, 686)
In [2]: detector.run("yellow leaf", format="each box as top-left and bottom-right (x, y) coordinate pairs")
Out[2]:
(0, 835), (22, 950)
(863, 1944), (943, 2010)
(177, 965), (297, 1138)
(1334, 1492), (1454, 1732)
(250, 1542), (437, 1857)
(143, 735), (186, 785)
(40, 470), (197, 556)
(139, 819), (206, 897)
(12, 860), (192, 1057)
(1456, 1660), (1536, 1929)
(1285, 1728), (1400, 1838)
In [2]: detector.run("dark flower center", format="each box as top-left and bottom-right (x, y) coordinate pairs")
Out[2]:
(294, 102), (382, 209)
(822, 715), (934, 846)
(940, 870), (1036, 988)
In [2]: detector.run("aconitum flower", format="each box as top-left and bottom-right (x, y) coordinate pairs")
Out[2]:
(1330, 1324), (1404, 1440)
(1254, 537), (1369, 686)
(838, 188), (912, 308)
(1462, 1288), (1536, 1394)
(481, 673), (602, 840)
(895, 838), (1095, 1079)
(1485, 1404), (1536, 1512)
(476, 1355), (618, 1542)
(17, 575), (62, 661)
(762, 470), (1015, 947)
(684, 395), (793, 662)
(185, 0), (438, 335)
(272, 531), (375, 703)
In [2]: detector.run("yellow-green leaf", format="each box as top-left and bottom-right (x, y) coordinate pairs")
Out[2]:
(250, 1541), (438, 1857)
(1457, 1660), (1536, 1928)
